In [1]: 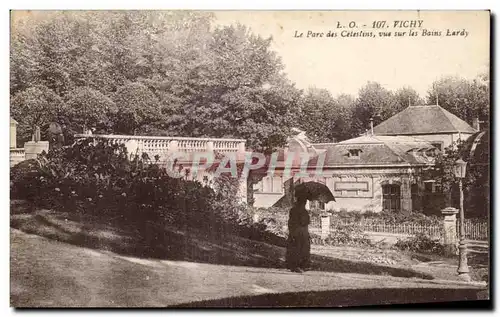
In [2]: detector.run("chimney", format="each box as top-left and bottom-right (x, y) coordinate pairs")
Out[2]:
(473, 118), (481, 131)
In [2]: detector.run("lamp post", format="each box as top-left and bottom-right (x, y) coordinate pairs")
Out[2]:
(454, 158), (470, 281)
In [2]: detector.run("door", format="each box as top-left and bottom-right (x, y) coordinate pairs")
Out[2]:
(382, 184), (401, 212)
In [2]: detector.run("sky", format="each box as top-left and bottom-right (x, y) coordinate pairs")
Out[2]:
(214, 11), (490, 98)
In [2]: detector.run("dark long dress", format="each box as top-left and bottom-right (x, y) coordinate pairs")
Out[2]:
(286, 205), (311, 270)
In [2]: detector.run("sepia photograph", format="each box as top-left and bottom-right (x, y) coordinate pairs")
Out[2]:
(9, 10), (490, 308)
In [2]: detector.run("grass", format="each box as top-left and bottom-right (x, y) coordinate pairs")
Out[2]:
(11, 200), (489, 307)
(11, 228), (488, 307)
(10, 201), (436, 280)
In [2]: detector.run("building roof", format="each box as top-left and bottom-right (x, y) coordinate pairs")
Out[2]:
(311, 143), (337, 151)
(373, 105), (477, 135)
(10, 117), (18, 125)
(314, 134), (435, 167)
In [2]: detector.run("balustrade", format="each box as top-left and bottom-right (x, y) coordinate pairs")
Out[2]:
(10, 148), (25, 167)
(74, 134), (246, 160)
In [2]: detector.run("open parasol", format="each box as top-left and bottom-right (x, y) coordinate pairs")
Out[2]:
(294, 181), (336, 203)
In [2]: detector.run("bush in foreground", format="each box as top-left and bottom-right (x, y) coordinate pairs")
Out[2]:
(394, 233), (446, 255)
(10, 139), (278, 245)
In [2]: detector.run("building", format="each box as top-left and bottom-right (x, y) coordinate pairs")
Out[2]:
(373, 105), (477, 150)
(11, 104), (477, 215)
(251, 105), (480, 214)
(252, 133), (436, 214)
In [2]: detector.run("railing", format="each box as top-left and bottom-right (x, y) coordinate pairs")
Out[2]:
(10, 148), (25, 167)
(309, 216), (488, 241)
(458, 220), (489, 241)
(356, 222), (442, 238)
(74, 134), (246, 157)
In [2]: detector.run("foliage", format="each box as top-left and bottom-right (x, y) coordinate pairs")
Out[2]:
(10, 85), (65, 146)
(421, 139), (485, 210)
(351, 82), (400, 136)
(394, 233), (446, 255)
(11, 12), (488, 150)
(11, 12), (301, 153)
(427, 73), (490, 128)
(429, 135), (490, 218)
(10, 140), (291, 247)
(359, 211), (441, 226)
(333, 94), (357, 141)
(310, 223), (372, 247)
(10, 139), (232, 235)
(10, 159), (45, 205)
(112, 82), (162, 135)
(298, 88), (355, 143)
(63, 86), (117, 136)
(327, 223), (372, 246)
(461, 130), (490, 218)
(393, 86), (425, 109)
(11, 12), (489, 154)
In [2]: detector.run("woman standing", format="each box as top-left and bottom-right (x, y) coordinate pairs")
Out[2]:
(286, 196), (311, 273)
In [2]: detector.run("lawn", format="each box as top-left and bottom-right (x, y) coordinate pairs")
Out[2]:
(10, 200), (488, 283)
(11, 228), (488, 307)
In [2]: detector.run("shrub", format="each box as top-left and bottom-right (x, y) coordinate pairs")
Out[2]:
(257, 217), (287, 238)
(235, 206), (288, 245)
(10, 159), (44, 204)
(10, 138), (242, 237)
(328, 210), (441, 226)
(10, 138), (293, 248)
(324, 223), (372, 246)
(310, 223), (372, 247)
(380, 212), (440, 225)
(394, 233), (446, 255)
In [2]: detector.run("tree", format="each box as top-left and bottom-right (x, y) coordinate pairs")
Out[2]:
(469, 72), (490, 129)
(112, 83), (162, 135)
(11, 12), (98, 96)
(424, 141), (464, 208)
(423, 137), (489, 218)
(63, 87), (117, 136)
(351, 82), (398, 136)
(163, 23), (303, 153)
(334, 94), (356, 141)
(10, 85), (65, 146)
(393, 86), (424, 111)
(299, 88), (356, 143)
(427, 74), (490, 127)
(299, 88), (337, 143)
(11, 13), (302, 152)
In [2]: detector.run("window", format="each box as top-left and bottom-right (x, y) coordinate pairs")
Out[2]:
(259, 176), (283, 193)
(431, 143), (442, 151)
(348, 149), (362, 158)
